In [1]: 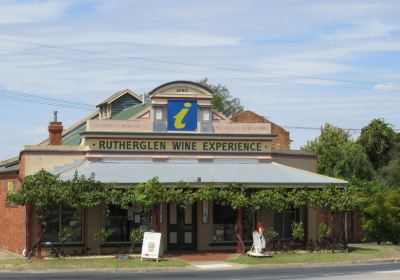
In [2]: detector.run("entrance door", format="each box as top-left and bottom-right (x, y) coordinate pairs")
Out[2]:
(167, 203), (197, 250)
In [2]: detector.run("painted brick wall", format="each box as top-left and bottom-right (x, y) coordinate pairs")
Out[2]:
(231, 111), (291, 150)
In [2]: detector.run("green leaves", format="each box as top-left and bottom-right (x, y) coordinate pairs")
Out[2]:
(358, 118), (397, 170)
(362, 188), (400, 244)
(8, 170), (361, 228)
(291, 222), (304, 241)
(198, 78), (244, 117)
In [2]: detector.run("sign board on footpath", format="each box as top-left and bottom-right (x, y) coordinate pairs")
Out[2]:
(140, 232), (162, 262)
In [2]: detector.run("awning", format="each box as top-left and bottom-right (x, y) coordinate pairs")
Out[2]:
(54, 159), (347, 187)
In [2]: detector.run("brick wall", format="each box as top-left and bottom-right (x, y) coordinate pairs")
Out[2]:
(231, 111), (291, 150)
(0, 173), (26, 255)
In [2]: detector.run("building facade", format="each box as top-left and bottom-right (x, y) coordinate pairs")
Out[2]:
(0, 81), (349, 256)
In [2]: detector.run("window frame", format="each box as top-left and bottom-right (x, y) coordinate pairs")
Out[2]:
(41, 205), (85, 246)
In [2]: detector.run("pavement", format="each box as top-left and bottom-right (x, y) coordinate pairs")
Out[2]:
(0, 250), (23, 260)
(0, 262), (399, 279)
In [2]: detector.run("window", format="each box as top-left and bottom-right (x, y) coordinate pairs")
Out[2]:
(105, 204), (150, 242)
(274, 209), (296, 239)
(202, 109), (211, 121)
(42, 205), (83, 244)
(212, 203), (254, 242)
(154, 107), (163, 121)
(7, 181), (16, 193)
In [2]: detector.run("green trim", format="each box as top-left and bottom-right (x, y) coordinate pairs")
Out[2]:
(112, 100), (151, 120)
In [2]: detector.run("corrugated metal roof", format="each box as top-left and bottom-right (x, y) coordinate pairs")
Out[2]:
(0, 162), (19, 173)
(97, 89), (142, 107)
(112, 99), (151, 120)
(56, 159), (347, 187)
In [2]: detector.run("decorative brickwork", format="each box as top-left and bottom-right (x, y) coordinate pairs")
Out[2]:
(231, 111), (291, 150)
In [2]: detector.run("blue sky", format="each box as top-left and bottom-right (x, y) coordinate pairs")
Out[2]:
(0, 0), (399, 160)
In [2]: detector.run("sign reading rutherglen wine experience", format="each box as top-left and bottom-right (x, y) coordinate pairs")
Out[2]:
(86, 138), (272, 153)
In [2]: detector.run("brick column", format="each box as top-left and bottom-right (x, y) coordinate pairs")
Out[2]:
(48, 121), (63, 145)
(236, 207), (244, 253)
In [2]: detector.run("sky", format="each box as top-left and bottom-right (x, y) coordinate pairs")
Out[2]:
(0, 0), (399, 160)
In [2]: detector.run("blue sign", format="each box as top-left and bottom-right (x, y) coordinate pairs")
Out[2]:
(167, 100), (197, 131)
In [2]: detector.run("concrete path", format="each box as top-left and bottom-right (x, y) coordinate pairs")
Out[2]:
(0, 250), (23, 259)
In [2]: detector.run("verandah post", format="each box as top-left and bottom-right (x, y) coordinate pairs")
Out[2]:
(236, 207), (244, 253)
(155, 204), (161, 232)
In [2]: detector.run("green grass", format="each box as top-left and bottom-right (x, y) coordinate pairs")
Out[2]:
(0, 257), (188, 271)
(229, 244), (400, 265)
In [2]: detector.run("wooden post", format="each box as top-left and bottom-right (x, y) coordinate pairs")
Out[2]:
(236, 207), (244, 253)
(36, 219), (42, 258)
(155, 205), (161, 232)
(304, 207), (309, 245)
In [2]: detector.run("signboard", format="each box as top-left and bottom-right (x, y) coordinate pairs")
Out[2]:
(87, 138), (271, 153)
(141, 232), (162, 261)
(213, 122), (272, 134)
(167, 100), (197, 131)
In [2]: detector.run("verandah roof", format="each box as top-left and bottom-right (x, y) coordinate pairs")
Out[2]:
(54, 159), (347, 187)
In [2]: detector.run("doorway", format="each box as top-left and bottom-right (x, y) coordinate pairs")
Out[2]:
(167, 203), (197, 250)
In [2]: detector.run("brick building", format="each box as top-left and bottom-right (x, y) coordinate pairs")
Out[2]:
(0, 81), (353, 256)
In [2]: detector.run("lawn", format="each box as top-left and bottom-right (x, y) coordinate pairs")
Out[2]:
(229, 243), (400, 265)
(0, 256), (188, 271)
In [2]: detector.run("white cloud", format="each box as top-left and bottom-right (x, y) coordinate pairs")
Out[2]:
(0, 1), (69, 24)
(327, 21), (399, 42)
(306, 2), (386, 19)
(374, 83), (400, 91)
(1, 31), (240, 48)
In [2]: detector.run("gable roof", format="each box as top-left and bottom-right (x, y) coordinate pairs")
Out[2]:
(112, 99), (152, 120)
(97, 89), (142, 107)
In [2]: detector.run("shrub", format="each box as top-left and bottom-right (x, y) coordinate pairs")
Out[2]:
(291, 222), (304, 241)
(93, 228), (114, 255)
(264, 227), (279, 241)
(129, 228), (144, 253)
(317, 223), (332, 242)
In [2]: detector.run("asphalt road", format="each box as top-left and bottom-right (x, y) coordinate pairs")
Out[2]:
(0, 263), (399, 280)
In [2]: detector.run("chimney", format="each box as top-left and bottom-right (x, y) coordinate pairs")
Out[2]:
(48, 111), (63, 145)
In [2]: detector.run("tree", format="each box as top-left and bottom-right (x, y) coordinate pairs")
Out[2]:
(362, 188), (400, 244)
(335, 142), (375, 180)
(7, 170), (63, 258)
(302, 123), (374, 181)
(7, 170), (112, 258)
(198, 78), (243, 117)
(358, 119), (397, 169)
(92, 228), (114, 255)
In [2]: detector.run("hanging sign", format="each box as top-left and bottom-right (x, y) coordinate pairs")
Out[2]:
(141, 232), (162, 261)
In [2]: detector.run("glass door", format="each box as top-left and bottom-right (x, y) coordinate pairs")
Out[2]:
(167, 203), (197, 250)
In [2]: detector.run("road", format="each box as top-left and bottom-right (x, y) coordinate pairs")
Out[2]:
(0, 263), (399, 280)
